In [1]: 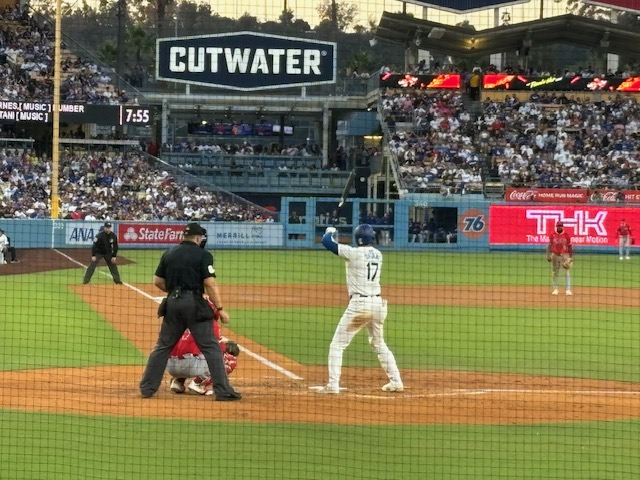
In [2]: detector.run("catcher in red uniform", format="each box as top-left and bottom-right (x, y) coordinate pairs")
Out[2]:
(546, 221), (573, 296)
(167, 298), (240, 395)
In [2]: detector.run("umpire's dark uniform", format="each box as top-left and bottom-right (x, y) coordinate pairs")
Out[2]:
(139, 222), (241, 401)
(83, 222), (122, 284)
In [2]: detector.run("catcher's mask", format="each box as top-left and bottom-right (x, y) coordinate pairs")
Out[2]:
(556, 222), (564, 233)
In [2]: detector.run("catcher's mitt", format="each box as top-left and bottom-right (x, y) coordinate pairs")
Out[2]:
(563, 257), (574, 270)
(224, 340), (240, 357)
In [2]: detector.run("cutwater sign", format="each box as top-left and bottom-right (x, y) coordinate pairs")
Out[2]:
(156, 31), (337, 91)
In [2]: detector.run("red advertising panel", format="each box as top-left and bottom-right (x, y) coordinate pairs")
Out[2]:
(583, 0), (640, 13)
(426, 74), (461, 89)
(506, 188), (589, 203)
(506, 188), (640, 204)
(489, 205), (640, 247)
(118, 223), (184, 245)
(616, 77), (640, 91)
(379, 73), (461, 89)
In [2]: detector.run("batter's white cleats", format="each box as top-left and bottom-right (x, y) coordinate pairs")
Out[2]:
(170, 377), (186, 394)
(382, 382), (404, 392)
(626, 256), (631, 260)
(552, 288), (558, 296)
(620, 256), (624, 260)
(566, 290), (573, 296)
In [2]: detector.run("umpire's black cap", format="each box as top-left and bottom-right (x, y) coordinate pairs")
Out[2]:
(184, 222), (206, 236)
(104, 222), (112, 228)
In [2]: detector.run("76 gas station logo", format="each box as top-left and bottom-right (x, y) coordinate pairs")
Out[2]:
(459, 209), (487, 239)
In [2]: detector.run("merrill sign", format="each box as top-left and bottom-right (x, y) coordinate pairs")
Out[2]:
(157, 31), (336, 91)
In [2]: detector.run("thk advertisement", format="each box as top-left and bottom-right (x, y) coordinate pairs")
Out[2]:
(489, 205), (639, 247)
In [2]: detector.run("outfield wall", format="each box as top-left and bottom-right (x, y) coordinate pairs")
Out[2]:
(1, 195), (637, 254)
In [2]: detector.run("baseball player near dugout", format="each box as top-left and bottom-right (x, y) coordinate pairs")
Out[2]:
(313, 223), (403, 394)
(167, 297), (240, 396)
(546, 221), (573, 296)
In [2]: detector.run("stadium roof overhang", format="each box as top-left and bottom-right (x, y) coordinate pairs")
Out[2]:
(375, 12), (640, 59)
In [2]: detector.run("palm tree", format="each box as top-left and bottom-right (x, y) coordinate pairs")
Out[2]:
(128, 26), (155, 64)
(98, 42), (118, 68)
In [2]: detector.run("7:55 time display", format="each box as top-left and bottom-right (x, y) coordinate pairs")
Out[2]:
(121, 106), (152, 125)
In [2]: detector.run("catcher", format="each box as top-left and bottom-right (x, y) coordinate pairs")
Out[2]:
(546, 221), (573, 296)
(166, 297), (240, 396)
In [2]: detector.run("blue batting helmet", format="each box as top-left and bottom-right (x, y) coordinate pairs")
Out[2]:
(354, 224), (375, 246)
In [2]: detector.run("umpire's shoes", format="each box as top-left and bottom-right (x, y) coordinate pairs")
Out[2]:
(215, 391), (242, 402)
(114, 281), (123, 285)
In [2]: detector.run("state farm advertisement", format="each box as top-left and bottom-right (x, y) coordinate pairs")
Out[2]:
(118, 223), (283, 247)
(489, 205), (640, 247)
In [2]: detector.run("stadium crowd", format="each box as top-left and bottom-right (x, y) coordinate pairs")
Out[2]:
(0, 5), (133, 104)
(0, 147), (271, 221)
(383, 87), (640, 193)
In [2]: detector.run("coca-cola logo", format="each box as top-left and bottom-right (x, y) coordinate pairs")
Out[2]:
(509, 190), (536, 201)
(598, 192), (618, 202)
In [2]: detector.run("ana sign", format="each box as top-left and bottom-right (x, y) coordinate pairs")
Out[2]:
(156, 31), (336, 91)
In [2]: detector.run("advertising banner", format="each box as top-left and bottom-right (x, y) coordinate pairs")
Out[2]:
(118, 223), (283, 247)
(489, 205), (639, 247)
(156, 31), (336, 91)
(482, 74), (640, 92)
(506, 188), (640, 204)
(379, 73), (461, 89)
(506, 188), (589, 203)
(379, 73), (640, 92)
(65, 221), (107, 245)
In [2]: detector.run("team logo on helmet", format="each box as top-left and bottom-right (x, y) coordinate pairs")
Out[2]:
(354, 224), (375, 246)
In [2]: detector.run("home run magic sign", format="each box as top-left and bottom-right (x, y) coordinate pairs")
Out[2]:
(156, 31), (337, 91)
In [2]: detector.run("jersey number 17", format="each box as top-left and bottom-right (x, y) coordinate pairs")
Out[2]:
(367, 262), (379, 281)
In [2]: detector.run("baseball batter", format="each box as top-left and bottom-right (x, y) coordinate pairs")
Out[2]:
(314, 223), (403, 394)
(167, 299), (239, 396)
(546, 221), (573, 296)
(615, 219), (633, 260)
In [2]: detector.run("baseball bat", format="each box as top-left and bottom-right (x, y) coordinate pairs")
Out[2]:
(329, 170), (356, 232)
(338, 170), (357, 209)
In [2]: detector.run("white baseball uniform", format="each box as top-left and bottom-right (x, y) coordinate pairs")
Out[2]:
(0, 232), (8, 265)
(325, 240), (402, 391)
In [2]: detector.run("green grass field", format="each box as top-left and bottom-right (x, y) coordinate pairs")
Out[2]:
(1, 249), (639, 479)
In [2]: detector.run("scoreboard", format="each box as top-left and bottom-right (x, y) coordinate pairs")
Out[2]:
(0, 102), (153, 125)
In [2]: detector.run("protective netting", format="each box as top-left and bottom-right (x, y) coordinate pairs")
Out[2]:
(1, 0), (640, 479)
